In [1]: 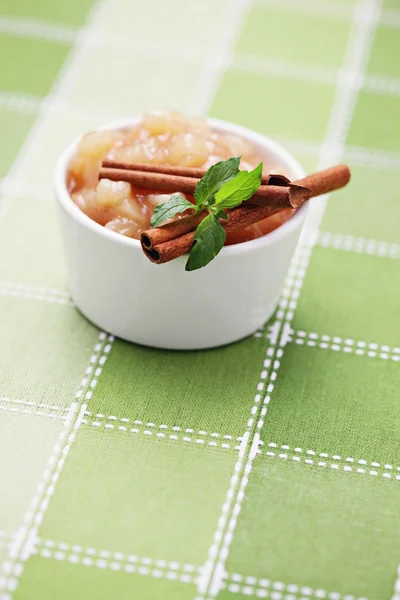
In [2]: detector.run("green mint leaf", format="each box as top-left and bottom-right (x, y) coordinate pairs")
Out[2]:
(194, 157), (241, 208)
(214, 163), (263, 209)
(185, 213), (226, 271)
(150, 194), (194, 227)
(212, 206), (228, 219)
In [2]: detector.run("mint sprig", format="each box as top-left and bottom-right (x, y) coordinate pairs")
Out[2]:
(150, 157), (263, 271)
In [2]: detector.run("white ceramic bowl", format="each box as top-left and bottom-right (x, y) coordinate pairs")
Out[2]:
(55, 118), (307, 350)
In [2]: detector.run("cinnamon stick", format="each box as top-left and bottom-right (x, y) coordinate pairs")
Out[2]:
(100, 167), (310, 209)
(143, 205), (283, 264)
(144, 231), (197, 264)
(141, 211), (205, 250)
(298, 164), (350, 197)
(101, 161), (350, 200)
(102, 160), (273, 185)
(101, 167), (199, 195)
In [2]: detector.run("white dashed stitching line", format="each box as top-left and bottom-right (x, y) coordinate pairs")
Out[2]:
(234, 52), (400, 99)
(81, 418), (241, 451)
(0, 281), (69, 297)
(346, 145), (400, 172)
(0, 397), (69, 420)
(292, 329), (400, 362)
(234, 54), (337, 85)
(274, 137), (400, 174)
(277, 244), (314, 325)
(31, 538), (199, 585)
(0, 287), (72, 306)
(0, 405), (68, 420)
(0, 91), (41, 115)
(318, 232), (400, 260)
(0, 398), (66, 411)
(75, 335), (114, 402)
(82, 412), (239, 443)
(0, 532), (14, 552)
(261, 0), (400, 30)
(262, 443), (400, 480)
(224, 572), (367, 600)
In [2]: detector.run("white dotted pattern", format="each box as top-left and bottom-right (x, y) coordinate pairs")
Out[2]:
(292, 330), (400, 362)
(31, 538), (199, 585)
(81, 417), (241, 451)
(0, 285), (72, 306)
(83, 412), (240, 443)
(262, 442), (400, 481)
(318, 232), (400, 260)
(0, 397), (69, 420)
(223, 573), (368, 600)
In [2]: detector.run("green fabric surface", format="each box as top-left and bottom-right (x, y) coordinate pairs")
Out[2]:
(93, 0), (234, 53)
(1, 0), (400, 599)
(262, 344), (400, 463)
(210, 70), (335, 142)
(0, 295), (99, 404)
(0, 34), (70, 97)
(367, 26), (400, 78)
(0, 109), (36, 178)
(0, 199), (67, 286)
(294, 247), (400, 344)
(384, 0), (400, 7)
(40, 428), (237, 564)
(226, 459), (400, 597)
(322, 164), (400, 242)
(348, 90), (400, 152)
(236, 3), (351, 67)
(0, 0), (94, 26)
(89, 337), (266, 437)
(64, 43), (206, 115)
(0, 411), (65, 534)
(13, 557), (198, 600)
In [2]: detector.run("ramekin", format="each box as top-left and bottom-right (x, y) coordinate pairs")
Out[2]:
(54, 118), (307, 350)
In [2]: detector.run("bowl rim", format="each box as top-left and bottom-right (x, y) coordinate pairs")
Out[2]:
(54, 116), (308, 257)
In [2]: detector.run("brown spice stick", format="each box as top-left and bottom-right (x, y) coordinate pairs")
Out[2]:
(144, 231), (197, 264)
(101, 167), (200, 195)
(141, 211), (205, 250)
(100, 167), (309, 210)
(102, 160), (273, 185)
(101, 162), (350, 199)
(249, 184), (311, 209)
(143, 205), (283, 264)
(297, 164), (350, 197)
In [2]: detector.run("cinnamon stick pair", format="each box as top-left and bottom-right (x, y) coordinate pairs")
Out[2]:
(143, 204), (286, 264)
(98, 162), (351, 265)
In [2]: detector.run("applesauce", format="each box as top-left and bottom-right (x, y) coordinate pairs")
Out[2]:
(67, 110), (293, 245)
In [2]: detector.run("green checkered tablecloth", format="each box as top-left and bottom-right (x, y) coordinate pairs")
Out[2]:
(1, 0), (400, 598)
